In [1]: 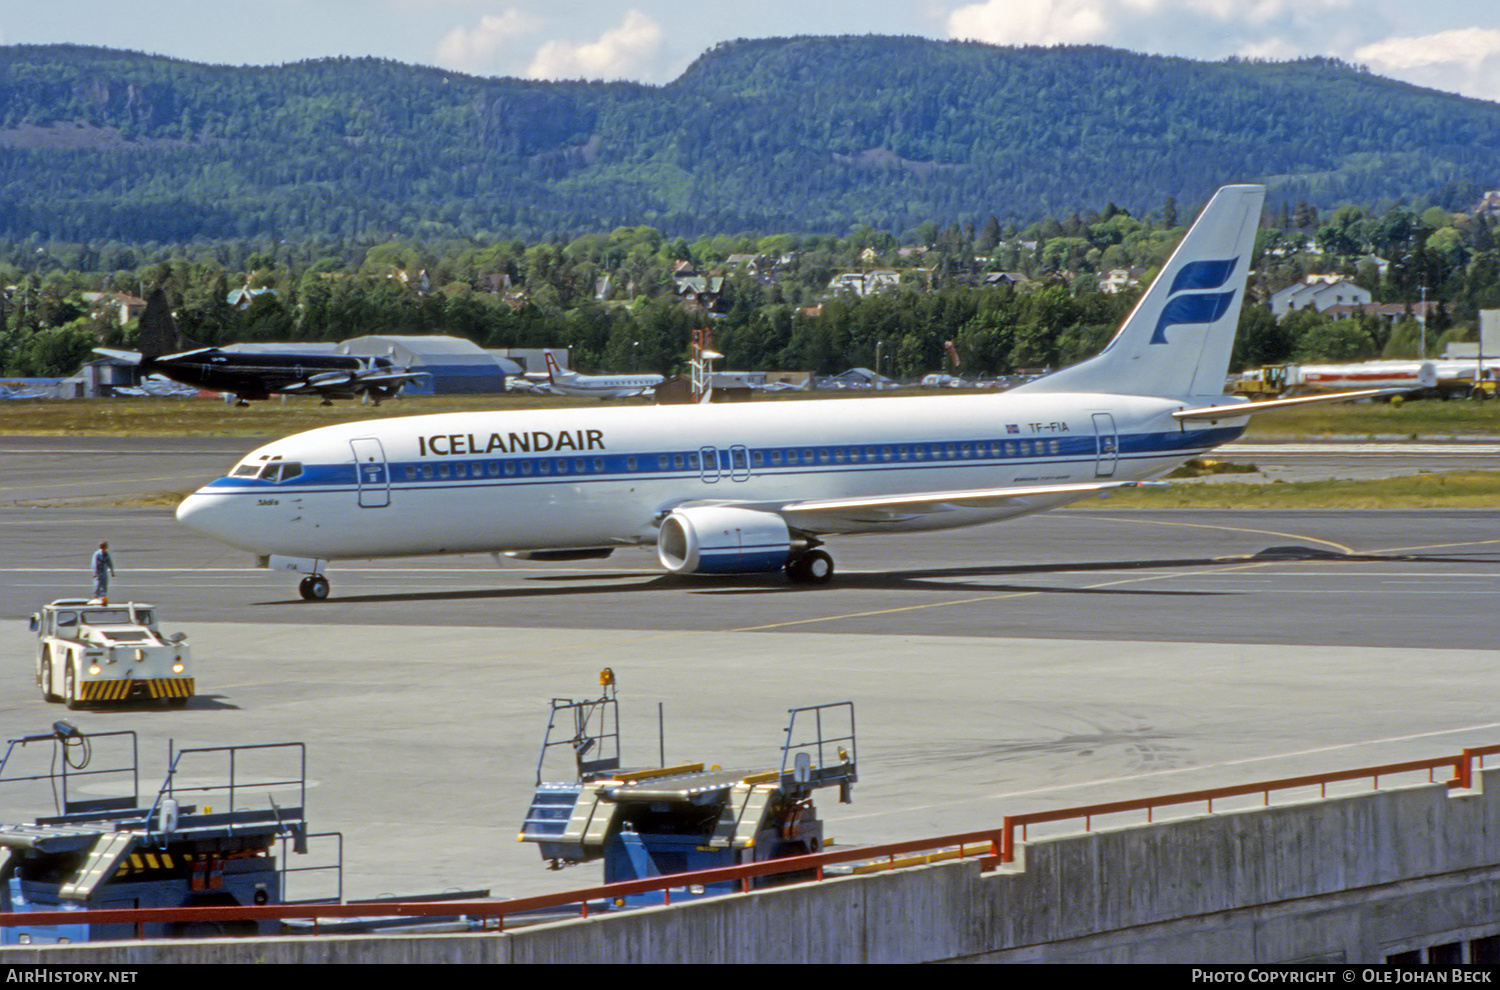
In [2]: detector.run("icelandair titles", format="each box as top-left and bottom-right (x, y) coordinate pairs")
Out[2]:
(419, 429), (605, 457)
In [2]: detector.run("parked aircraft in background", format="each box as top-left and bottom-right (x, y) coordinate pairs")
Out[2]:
(94, 291), (427, 405)
(177, 185), (1394, 600)
(542, 351), (664, 399)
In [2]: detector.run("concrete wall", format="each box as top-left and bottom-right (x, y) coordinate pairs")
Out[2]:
(9, 770), (1500, 964)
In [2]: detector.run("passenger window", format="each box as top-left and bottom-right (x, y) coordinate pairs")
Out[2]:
(627, 456), (638, 471)
(786, 450), (798, 465)
(539, 460), (552, 475)
(488, 462), (500, 477)
(455, 464), (468, 479)
(771, 451), (782, 466)
(819, 449), (831, 464)
(504, 462), (516, 476)
(593, 458), (604, 471)
(438, 464), (451, 479)
(405, 466), (417, 480)
(520, 461), (533, 475)
(833, 449), (846, 463)
(421, 465), (434, 480)
(673, 454), (685, 470)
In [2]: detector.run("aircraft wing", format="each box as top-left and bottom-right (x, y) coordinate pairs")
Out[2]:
(278, 370), (429, 398)
(753, 480), (1152, 529)
(350, 370), (430, 388)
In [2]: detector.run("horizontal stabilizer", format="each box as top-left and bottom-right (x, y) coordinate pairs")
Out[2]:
(92, 348), (142, 365)
(1172, 388), (1405, 421)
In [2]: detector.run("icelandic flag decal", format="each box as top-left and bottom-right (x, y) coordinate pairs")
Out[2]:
(1150, 256), (1239, 345)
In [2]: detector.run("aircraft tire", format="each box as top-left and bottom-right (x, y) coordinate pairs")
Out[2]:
(788, 550), (834, 585)
(801, 550), (835, 584)
(299, 575), (331, 601)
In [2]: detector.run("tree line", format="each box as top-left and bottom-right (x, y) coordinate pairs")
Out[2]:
(1, 196), (1494, 381)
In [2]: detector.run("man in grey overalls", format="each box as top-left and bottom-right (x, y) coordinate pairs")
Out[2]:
(92, 541), (115, 602)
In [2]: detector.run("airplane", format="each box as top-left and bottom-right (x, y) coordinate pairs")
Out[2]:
(176, 184), (1395, 601)
(94, 290), (428, 406)
(541, 351), (665, 399)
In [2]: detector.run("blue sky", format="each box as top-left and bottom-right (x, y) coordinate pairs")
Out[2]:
(4, 1), (1499, 103)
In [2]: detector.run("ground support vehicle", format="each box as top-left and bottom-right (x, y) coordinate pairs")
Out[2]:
(518, 669), (857, 904)
(0, 728), (331, 943)
(30, 600), (193, 709)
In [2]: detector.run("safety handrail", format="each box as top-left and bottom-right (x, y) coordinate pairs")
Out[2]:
(3, 743), (1493, 938)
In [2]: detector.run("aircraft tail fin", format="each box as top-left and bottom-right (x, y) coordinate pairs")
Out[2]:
(542, 350), (567, 383)
(1013, 184), (1265, 399)
(138, 288), (200, 359)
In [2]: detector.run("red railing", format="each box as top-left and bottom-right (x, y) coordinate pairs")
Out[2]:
(4, 743), (1497, 938)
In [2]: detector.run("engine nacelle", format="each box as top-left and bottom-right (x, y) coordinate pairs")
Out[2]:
(657, 507), (795, 575)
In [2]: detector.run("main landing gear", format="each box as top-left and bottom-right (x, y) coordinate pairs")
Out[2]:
(786, 549), (834, 585)
(298, 574), (331, 601)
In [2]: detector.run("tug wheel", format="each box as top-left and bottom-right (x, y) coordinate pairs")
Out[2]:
(64, 664), (81, 711)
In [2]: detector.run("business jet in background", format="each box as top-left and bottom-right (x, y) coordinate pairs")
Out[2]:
(542, 351), (665, 399)
(177, 185), (1391, 600)
(95, 291), (428, 406)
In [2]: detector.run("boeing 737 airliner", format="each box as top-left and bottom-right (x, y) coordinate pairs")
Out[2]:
(176, 185), (1377, 600)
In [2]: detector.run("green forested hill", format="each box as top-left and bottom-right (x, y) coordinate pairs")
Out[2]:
(2, 37), (1498, 242)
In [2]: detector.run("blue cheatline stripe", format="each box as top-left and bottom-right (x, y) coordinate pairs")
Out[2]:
(202, 426), (1244, 496)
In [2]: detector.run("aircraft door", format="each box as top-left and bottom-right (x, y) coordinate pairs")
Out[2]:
(729, 445), (751, 482)
(1092, 413), (1118, 478)
(350, 437), (391, 507)
(699, 446), (721, 484)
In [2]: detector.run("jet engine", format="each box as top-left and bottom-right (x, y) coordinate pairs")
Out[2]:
(656, 506), (798, 575)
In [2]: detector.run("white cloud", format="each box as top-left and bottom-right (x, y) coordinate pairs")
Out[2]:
(945, 0), (1356, 49)
(523, 10), (665, 81)
(946, 0), (1111, 46)
(1355, 28), (1500, 102)
(434, 8), (537, 75)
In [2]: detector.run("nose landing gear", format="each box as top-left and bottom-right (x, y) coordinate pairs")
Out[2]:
(297, 574), (331, 601)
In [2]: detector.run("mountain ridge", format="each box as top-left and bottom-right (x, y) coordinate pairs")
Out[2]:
(2, 37), (1497, 241)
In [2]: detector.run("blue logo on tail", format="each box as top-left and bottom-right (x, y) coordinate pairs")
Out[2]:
(1150, 257), (1240, 345)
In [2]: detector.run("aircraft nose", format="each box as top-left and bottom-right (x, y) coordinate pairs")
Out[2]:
(176, 489), (242, 545)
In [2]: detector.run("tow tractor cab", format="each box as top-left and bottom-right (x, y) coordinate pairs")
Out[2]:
(30, 600), (193, 709)
(519, 669), (857, 902)
(0, 729), (333, 943)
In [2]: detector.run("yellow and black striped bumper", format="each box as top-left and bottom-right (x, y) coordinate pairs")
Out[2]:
(79, 677), (195, 702)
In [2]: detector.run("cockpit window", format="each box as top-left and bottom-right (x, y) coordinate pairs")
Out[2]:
(233, 464), (260, 477)
(256, 462), (303, 482)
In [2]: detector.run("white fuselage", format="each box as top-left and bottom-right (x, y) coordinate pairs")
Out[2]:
(176, 391), (1244, 562)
